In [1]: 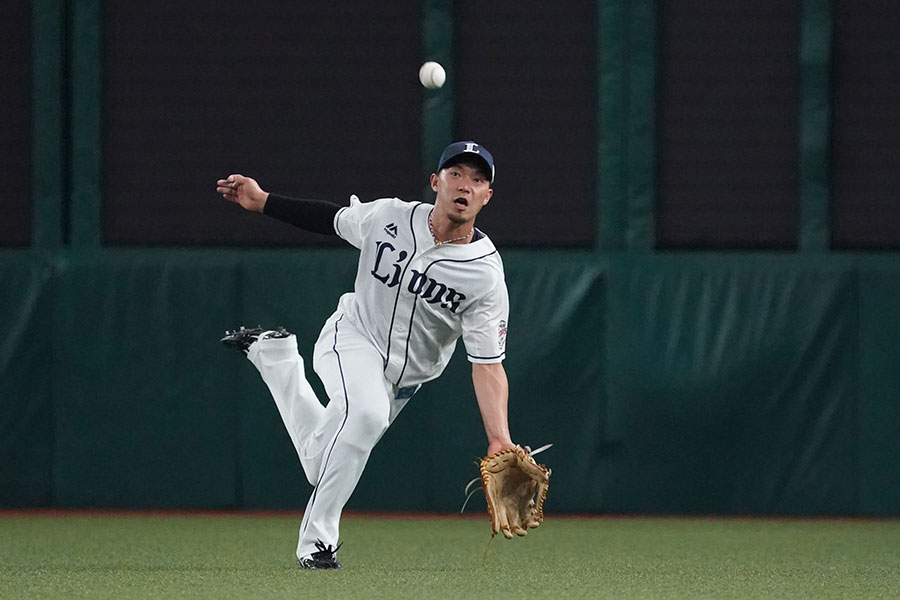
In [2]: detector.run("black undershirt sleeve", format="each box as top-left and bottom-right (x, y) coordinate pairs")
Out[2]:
(262, 193), (341, 235)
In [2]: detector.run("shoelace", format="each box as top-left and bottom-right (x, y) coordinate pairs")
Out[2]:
(312, 540), (342, 558)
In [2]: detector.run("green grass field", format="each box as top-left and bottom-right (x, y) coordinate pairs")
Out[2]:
(1, 512), (898, 599)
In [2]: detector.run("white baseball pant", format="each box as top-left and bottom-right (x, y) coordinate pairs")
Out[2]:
(246, 311), (415, 560)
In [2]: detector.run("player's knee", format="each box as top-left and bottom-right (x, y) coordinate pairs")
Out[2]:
(347, 404), (390, 445)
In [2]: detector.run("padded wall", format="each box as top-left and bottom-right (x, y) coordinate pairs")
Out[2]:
(0, 254), (55, 505)
(605, 256), (857, 514)
(50, 253), (241, 507)
(857, 258), (900, 514)
(4, 252), (900, 515)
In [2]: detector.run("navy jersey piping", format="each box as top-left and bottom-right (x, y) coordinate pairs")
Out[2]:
(466, 352), (505, 360)
(383, 202), (424, 369)
(334, 206), (347, 238)
(301, 314), (349, 537)
(395, 249), (500, 384)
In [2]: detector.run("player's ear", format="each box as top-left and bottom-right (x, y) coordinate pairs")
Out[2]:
(430, 172), (439, 192)
(481, 188), (493, 207)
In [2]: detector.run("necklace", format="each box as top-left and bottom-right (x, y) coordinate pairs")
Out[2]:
(428, 210), (473, 246)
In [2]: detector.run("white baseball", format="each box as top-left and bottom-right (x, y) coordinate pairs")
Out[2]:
(418, 61), (446, 89)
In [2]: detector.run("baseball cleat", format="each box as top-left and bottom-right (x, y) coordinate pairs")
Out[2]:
(298, 540), (343, 570)
(220, 326), (291, 354)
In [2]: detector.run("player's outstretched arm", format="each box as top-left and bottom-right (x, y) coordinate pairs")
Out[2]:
(217, 174), (340, 236)
(472, 362), (515, 456)
(216, 174), (269, 212)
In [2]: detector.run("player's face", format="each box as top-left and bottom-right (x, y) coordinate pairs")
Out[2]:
(430, 162), (493, 225)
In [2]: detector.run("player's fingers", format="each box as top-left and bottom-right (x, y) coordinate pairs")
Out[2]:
(217, 189), (239, 203)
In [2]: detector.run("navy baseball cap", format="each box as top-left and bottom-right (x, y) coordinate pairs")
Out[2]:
(437, 141), (495, 183)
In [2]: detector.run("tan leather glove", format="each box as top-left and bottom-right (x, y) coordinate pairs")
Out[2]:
(480, 446), (550, 538)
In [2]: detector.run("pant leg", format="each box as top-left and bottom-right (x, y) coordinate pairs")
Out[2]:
(246, 332), (325, 486)
(295, 313), (395, 559)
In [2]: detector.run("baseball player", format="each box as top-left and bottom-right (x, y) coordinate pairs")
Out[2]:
(216, 141), (515, 569)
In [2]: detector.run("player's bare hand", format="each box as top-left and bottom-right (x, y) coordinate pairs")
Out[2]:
(216, 174), (268, 213)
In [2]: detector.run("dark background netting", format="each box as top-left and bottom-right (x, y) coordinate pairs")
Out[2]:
(656, 0), (800, 250)
(12, 2), (900, 250)
(831, 0), (900, 249)
(448, 0), (597, 247)
(102, 2), (421, 245)
(0, 1), (32, 246)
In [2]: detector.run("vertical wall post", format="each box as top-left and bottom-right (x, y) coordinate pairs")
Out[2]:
(421, 0), (455, 200)
(597, 0), (627, 251)
(798, 0), (833, 252)
(32, 0), (66, 249)
(625, 0), (657, 252)
(598, 0), (657, 253)
(69, 0), (102, 248)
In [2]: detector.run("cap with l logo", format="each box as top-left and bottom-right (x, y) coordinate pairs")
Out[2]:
(437, 141), (495, 183)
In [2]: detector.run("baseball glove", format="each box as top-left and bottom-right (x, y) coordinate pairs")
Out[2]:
(479, 446), (550, 538)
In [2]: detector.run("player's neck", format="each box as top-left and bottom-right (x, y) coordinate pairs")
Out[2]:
(429, 209), (474, 246)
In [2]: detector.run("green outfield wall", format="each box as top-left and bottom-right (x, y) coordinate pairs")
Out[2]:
(2, 251), (899, 516)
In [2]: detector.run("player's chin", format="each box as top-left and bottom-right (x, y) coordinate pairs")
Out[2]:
(447, 209), (475, 225)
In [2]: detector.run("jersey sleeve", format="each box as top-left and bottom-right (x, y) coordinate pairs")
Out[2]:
(461, 275), (510, 364)
(263, 194), (340, 234)
(333, 195), (384, 248)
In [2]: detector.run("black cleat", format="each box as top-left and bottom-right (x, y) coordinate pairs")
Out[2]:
(298, 540), (343, 570)
(220, 326), (291, 355)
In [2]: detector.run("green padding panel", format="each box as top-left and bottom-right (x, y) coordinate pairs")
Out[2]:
(858, 258), (900, 515)
(52, 252), (241, 508)
(605, 256), (858, 514)
(0, 254), (55, 506)
(7, 249), (900, 515)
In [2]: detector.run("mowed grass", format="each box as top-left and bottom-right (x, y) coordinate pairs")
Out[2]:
(1, 513), (899, 599)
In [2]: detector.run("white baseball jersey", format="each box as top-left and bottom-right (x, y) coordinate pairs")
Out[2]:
(333, 196), (509, 388)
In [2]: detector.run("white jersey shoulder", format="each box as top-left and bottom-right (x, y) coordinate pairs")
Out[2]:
(333, 196), (409, 249)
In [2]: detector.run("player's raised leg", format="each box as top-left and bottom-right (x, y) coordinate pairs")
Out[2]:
(245, 331), (326, 486)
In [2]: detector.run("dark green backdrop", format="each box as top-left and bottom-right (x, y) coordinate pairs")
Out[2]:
(2, 251), (899, 515)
